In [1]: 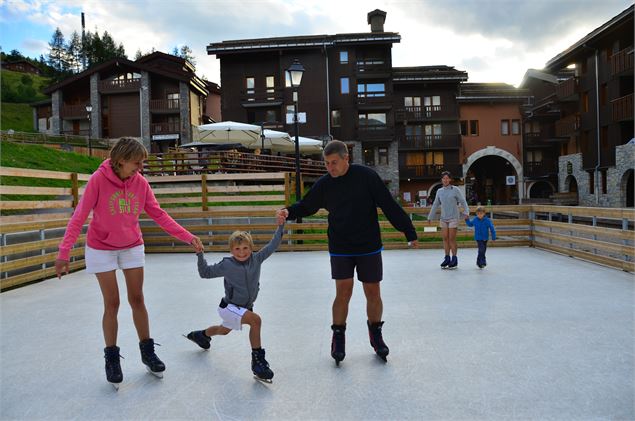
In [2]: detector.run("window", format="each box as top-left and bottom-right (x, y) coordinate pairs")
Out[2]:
(167, 92), (179, 109)
(460, 120), (468, 136)
(246, 77), (255, 94)
(285, 72), (291, 88)
(424, 124), (442, 137)
(425, 151), (444, 165)
(501, 120), (510, 135)
(423, 96), (441, 115)
(359, 112), (386, 128)
(405, 125), (422, 140)
(511, 119), (520, 135)
(601, 169), (607, 194)
(265, 110), (277, 123)
(266, 76), (275, 100)
(378, 147), (388, 165)
(364, 148), (375, 166)
(527, 150), (543, 162)
(339, 51), (348, 64)
(331, 110), (341, 127)
(357, 83), (385, 97)
(340, 77), (349, 94)
(404, 96), (421, 108)
(470, 120), (479, 136)
(582, 91), (589, 112)
(405, 152), (424, 166)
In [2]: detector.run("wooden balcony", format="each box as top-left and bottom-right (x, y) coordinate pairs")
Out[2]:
(399, 163), (461, 180)
(60, 104), (89, 119)
(150, 99), (180, 113)
(151, 122), (180, 135)
(524, 161), (557, 178)
(98, 78), (141, 93)
(612, 93), (634, 122)
(357, 126), (394, 141)
(555, 77), (579, 101)
(395, 105), (458, 121)
(610, 47), (634, 77)
(398, 134), (460, 149)
(555, 114), (580, 138)
(240, 87), (284, 105)
(355, 60), (391, 78)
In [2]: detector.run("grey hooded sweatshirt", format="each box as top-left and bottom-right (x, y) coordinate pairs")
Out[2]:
(197, 225), (284, 310)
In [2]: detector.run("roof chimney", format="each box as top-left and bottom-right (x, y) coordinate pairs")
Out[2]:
(367, 9), (387, 33)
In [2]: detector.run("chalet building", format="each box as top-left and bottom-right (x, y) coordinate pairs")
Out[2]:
(207, 9), (404, 193)
(37, 52), (214, 152)
(1, 60), (41, 75)
(457, 83), (531, 205)
(393, 66), (467, 205)
(542, 5), (634, 207)
(204, 81), (222, 123)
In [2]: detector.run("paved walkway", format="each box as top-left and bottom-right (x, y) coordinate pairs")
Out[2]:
(1, 247), (633, 420)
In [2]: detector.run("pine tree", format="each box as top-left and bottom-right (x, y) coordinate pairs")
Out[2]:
(67, 31), (83, 73)
(179, 45), (196, 65)
(47, 28), (69, 72)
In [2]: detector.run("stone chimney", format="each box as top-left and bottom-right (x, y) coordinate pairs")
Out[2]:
(367, 9), (387, 32)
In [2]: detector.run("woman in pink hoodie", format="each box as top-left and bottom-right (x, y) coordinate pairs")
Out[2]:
(55, 137), (203, 389)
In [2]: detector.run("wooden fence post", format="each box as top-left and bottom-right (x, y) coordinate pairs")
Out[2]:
(201, 173), (208, 211)
(71, 173), (79, 208)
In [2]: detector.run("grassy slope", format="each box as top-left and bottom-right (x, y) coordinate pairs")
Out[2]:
(1, 69), (52, 132)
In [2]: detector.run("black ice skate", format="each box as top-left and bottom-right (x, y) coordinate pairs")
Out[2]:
(251, 348), (274, 383)
(367, 320), (389, 362)
(448, 255), (458, 269)
(139, 338), (165, 378)
(184, 330), (211, 350)
(331, 324), (346, 366)
(440, 255), (451, 269)
(104, 345), (123, 390)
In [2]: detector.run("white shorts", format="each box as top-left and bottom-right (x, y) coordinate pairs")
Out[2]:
(84, 244), (145, 274)
(217, 303), (248, 331)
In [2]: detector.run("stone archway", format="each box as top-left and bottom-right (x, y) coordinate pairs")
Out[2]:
(528, 180), (556, 199)
(463, 147), (524, 204)
(622, 169), (634, 208)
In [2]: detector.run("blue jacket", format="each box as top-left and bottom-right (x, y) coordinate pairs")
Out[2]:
(465, 216), (496, 241)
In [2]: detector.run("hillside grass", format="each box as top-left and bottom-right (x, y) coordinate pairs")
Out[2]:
(1, 102), (36, 132)
(1, 69), (50, 102)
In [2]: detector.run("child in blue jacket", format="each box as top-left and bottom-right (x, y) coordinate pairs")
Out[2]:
(464, 206), (496, 268)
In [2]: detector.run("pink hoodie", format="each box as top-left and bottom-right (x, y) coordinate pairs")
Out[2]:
(57, 159), (194, 261)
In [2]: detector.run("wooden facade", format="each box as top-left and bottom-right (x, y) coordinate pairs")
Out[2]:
(40, 52), (213, 152)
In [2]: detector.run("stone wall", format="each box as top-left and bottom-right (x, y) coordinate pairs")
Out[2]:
(140, 71), (151, 149)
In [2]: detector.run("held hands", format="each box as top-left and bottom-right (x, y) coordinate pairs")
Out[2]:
(55, 259), (69, 279)
(276, 208), (289, 225)
(190, 236), (204, 253)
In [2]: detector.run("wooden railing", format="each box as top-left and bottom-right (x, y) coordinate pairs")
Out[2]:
(1, 168), (633, 290)
(1, 130), (111, 157)
(397, 134), (461, 149)
(145, 150), (326, 177)
(610, 47), (634, 76)
(394, 105), (458, 121)
(149, 99), (180, 112)
(555, 77), (579, 100)
(60, 104), (90, 119)
(555, 114), (580, 138)
(612, 93), (633, 122)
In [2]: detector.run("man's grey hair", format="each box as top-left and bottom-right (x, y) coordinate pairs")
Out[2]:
(323, 140), (348, 158)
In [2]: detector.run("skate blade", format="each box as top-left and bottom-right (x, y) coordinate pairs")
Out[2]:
(182, 334), (210, 350)
(145, 366), (164, 378)
(253, 375), (273, 384)
(109, 382), (121, 391)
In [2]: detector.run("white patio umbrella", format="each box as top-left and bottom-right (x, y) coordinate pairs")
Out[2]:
(245, 129), (294, 151)
(272, 136), (323, 154)
(194, 121), (262, 145)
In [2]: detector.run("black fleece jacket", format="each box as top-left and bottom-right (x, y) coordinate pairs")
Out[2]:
(286, 164), (417, 255)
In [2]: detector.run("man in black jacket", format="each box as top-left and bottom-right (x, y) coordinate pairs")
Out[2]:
(276, 140), (418, 364)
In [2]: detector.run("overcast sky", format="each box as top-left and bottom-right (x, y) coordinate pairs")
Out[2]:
(1, 0), (632, 86)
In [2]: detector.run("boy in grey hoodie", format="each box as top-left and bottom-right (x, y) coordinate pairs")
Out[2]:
(185, 223), (284, 382)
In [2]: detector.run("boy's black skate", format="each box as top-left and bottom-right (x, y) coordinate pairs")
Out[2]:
(251, 348), (274, 383)
(367, 321), (389, 362)
(448, 255), (458, 269)
(440, 255), (451, 269)
(331, 324), (346, 366)
(139, 338), (165, 378)
(104, 345), (123, 390)
(184, 330), (211, 350)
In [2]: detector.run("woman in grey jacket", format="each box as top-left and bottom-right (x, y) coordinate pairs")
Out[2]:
(185, 223), (284, 383)
(427, 171), (469, 269)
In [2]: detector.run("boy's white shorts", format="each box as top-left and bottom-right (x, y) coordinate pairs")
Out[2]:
(84, 244), (145, 274)
(218, 304), (248, 331)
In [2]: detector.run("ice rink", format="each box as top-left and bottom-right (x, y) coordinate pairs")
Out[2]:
(1, 247), (634, 420)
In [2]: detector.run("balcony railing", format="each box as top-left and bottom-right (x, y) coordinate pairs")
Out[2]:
(60, 104), (89, 119)
(356, 60), (391, 75)
(555, 77), (579, 101)
(240, 87), (285, 104)
(399, 163), (462, 180)
(356, 95), (391, 106)
(151, 122), (180, 135)
(395, 105), (458, 121)
(612, 93), (634, 122)
(98, 79), (141, 93)
(150, 99), (180, 113)
(555, 114), (580, 138)
(357, 125), (394, 141)
(398, 134), (460, 149)
(524, 161), (557, 178)
(610, 47), (634, 76)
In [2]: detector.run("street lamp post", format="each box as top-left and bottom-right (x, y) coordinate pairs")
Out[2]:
(286, 59), (305, 204)
(85, 103), (93, 156)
